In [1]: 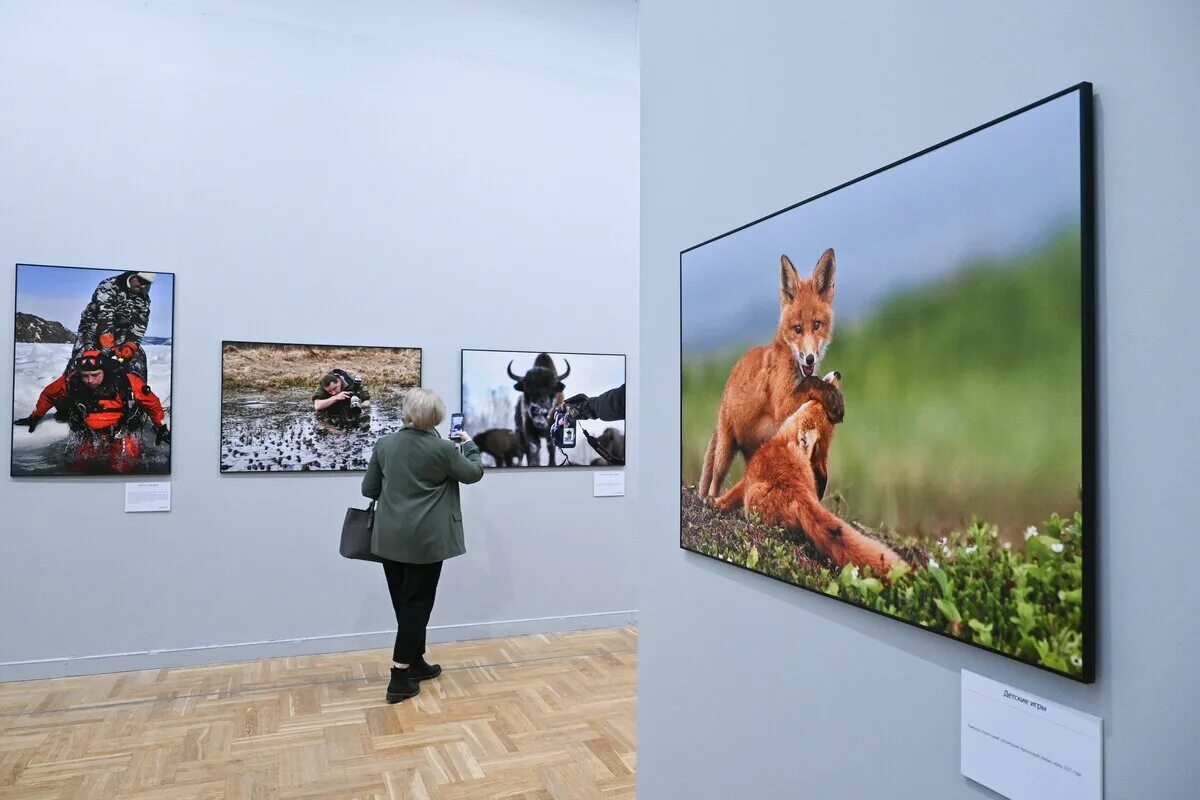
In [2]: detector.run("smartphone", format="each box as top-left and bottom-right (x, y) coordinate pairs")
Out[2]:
(449, 413), (465, 440)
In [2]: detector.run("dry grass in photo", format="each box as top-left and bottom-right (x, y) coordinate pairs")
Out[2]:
(221, 342), (421, 392)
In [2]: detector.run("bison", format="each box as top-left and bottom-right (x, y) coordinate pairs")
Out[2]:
(592, 427), (625, 464)
(507, 352), (570, 466)
(473, 428), (523, 467)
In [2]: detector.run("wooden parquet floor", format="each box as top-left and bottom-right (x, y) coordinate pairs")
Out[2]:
(0, 627), (637, 800)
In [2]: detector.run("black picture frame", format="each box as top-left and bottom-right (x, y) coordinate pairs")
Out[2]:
(460, 347), (628, 470)
(678, 83), (1097, 683)
(10, 263), (177, 478)
(219, 339), (423, 474)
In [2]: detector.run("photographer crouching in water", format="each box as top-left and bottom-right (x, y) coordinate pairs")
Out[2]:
(314, 369), (370, 424)
(361, 387), (483, 703)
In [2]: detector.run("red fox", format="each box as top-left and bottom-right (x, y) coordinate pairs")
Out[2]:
(714, 373), (903, 575)
(698, 249), (844, 503)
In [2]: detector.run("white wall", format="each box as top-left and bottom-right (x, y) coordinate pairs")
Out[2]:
(0, 0), (639, 679)
(639, 1), (1198, 798)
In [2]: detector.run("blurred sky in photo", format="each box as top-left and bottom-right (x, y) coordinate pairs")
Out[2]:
(682, 91), (1082, 356)
(16, 265), (175, 340)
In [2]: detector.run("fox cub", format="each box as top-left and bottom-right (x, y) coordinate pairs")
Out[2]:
(715, 372), (903, 576)
(699, 250), (844, 503)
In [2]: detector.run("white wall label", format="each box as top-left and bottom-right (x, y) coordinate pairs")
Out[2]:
(593, 470), (625, 497)
(961, 670), (1102, 800)
(125, 482), (171, 513)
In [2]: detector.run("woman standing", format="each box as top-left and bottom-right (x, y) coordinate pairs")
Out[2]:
(361, 387), (484, 703)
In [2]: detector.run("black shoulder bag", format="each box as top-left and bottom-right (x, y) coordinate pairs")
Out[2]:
(340, 501), (382, 562)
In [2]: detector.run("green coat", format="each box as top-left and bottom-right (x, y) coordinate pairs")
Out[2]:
(361, 427), (484, 563)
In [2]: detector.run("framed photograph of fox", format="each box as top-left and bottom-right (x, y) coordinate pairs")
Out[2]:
(461, 349), (626, 469)
(11, 263), (175, 477)
(680, 83), (1096, 682)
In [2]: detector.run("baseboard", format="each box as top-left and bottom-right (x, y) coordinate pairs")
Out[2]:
(0, 609), (638, 682)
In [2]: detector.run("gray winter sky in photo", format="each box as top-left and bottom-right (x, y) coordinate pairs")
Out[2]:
(681, 90), (1083, 357)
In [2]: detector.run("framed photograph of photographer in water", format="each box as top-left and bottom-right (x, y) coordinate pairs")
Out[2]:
(220, 340), (422, 472)
(11, 263), (175, 477)
(461, 348), (626, 469)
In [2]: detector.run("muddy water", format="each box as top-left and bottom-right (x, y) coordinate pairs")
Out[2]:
(220, 387), (404, 472)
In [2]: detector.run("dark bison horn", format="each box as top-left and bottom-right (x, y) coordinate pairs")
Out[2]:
(507, 360), (521, 381)
(558, 359), (571, 380)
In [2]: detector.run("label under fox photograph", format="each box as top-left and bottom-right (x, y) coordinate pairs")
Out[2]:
(680, 85), (1093, 680)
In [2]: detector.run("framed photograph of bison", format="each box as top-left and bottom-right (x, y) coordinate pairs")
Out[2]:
(461, 349), (626, 468)
(220, 341), (421, 472)
(680, 84), (1096, 682)
(11, 263), (175, 477)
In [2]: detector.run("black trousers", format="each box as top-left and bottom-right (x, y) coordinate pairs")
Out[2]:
(382, 560), (443, 664)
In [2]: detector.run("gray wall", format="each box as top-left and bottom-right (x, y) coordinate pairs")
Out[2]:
(0, 0), (639, 679)
(639, 1), (1198, 798)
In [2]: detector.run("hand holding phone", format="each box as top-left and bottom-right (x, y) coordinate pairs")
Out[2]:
(551, 406), (577, 449)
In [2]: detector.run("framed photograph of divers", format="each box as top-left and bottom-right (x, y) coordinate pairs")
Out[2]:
(679, 84), (1096, 681)
(461, 349), (627, 468)
(220, 341), (422, 472)
(11, 264), (174, 477)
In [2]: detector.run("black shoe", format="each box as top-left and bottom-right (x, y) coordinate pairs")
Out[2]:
(385, 668), (420, 704)
(406, 656), (443, 682)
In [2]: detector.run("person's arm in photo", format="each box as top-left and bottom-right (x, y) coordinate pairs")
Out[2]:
(14, 375), (68, 431)
(112, 295), (150, 361)
(127, 375), (165, 425)
(91, 279), (122, 351)
(587, 383), (626, 421)
(445, 435), (484, 485)
(76, 312), (100, 350)
(313, 391), (349, 411)
(128, 374), (170, 443)
(362, 444), (383, 499)
(127, 295), (149, 345)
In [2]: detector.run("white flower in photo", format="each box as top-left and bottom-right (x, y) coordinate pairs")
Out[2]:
(928, 558), (940, 569)
(1051, 542), (1064, 553)
(964, 545), (977, 554)
(942, 545), (952, 556)
(1071, 656), (1083, 667)
(1024, 526), (1039, 540)
(1002, 541), (1012, 550)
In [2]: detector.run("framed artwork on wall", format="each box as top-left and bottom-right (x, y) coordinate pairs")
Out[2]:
(220, 340), (421, 472)
(680, 83), (1096, 681)
(461, 349), (626, 468)
(11, 264), (174, 477)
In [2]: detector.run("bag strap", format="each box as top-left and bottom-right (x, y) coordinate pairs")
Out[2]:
(582, 428), (625, 466)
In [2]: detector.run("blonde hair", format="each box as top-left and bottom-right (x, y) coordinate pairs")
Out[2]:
(403, 387), (446, 429)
